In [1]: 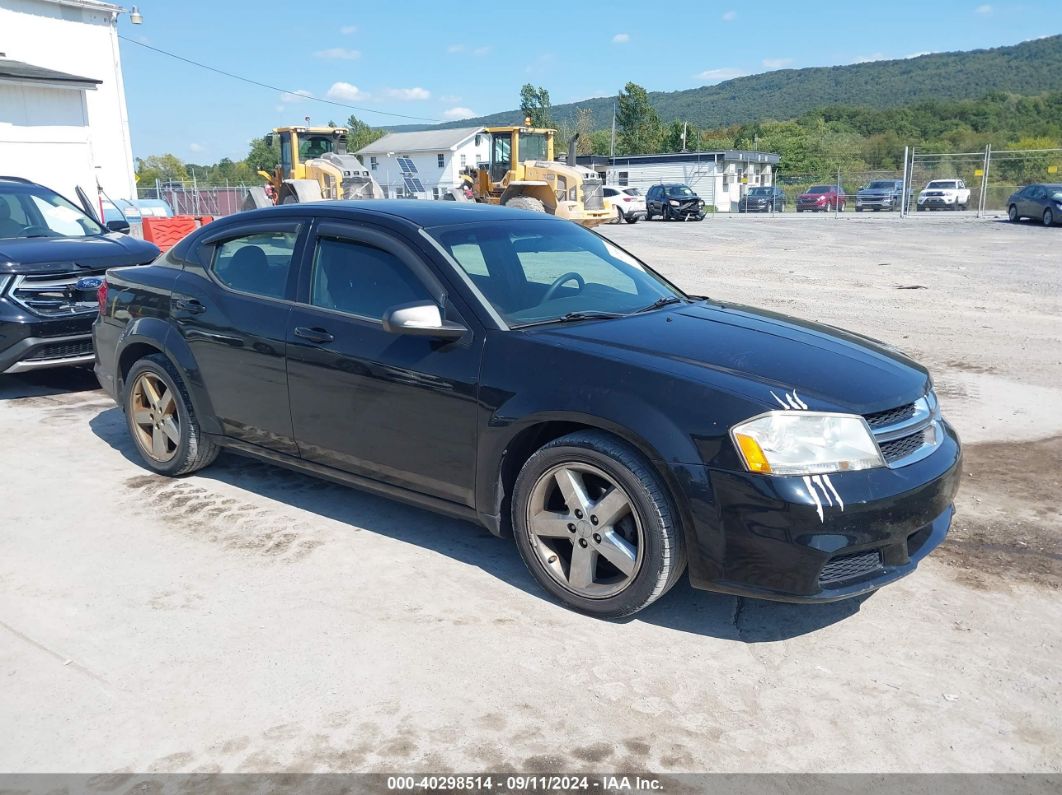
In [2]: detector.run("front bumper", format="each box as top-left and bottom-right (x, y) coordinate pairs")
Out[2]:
(920, 197), (956, 208)
(856, 197), (897, 209)
(674, 420), (962, 602)
(0, 303), (97, 374)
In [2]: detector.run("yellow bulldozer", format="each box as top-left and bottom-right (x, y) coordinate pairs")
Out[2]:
(243, 125), (382, 209)
(457, 121), (613, 227)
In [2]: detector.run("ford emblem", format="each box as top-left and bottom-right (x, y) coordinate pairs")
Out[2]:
(75, 276), (104, 291)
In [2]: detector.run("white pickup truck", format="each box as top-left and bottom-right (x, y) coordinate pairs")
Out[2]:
(917, 179), (971, 211)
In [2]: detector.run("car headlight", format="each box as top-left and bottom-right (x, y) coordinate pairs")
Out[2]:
(669, 199), (680, 206)
(731, 411), (884, 475)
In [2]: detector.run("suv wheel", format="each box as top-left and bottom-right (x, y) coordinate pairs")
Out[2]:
(124, 353), (219, 476)
(1044, 208), (1055, 227)
(511, 431), (686, 618)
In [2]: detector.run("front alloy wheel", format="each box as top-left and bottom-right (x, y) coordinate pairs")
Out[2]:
(512, 430), (686, 617)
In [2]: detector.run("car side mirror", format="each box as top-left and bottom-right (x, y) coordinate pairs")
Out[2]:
(106, 219), (131, 234)
(382, 301), (467, 340)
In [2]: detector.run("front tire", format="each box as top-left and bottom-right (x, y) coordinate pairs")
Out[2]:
(1045, 208), (1055, 227)
(625, 212), (639, 224)
(511, 431), (686, 618)
(124, 354), (219, 476)
(1008, 204), (1019, 222)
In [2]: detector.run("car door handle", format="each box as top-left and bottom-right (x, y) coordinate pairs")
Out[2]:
(294, 326), (334, 344)
(173, 298), (206, 314)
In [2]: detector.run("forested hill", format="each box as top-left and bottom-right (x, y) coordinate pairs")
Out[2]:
(397, 35), (1062, 131)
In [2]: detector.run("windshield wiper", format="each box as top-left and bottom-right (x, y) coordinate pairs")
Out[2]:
(634, 296), (684, 314)
(513, 310), (626, 329)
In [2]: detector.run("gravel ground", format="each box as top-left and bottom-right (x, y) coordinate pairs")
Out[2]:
(0, 212), (1059, 775)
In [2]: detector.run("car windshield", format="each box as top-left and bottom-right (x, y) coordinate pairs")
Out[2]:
(665, 185), (694, 197)
(0, 188), (104, 239)
(867, 181), (895, 189)
(748, 188), (771, 196)
(1048, 188), (1062, 201)
(430, 219), (683, 327)
(807, 186), (832, 194)
(928, 181), (957, 189)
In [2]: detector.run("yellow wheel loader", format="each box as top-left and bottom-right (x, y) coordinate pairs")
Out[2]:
(243, 125), (382, 209)
(458, 121), (612, 227)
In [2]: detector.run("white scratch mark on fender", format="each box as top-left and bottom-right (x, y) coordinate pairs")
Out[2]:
(770, 391), (789, 409)
(812, 475), (833, 506)
(792, 390), (808, 409)
(822, 474), (844, 511)
(803, 475), (824, 522)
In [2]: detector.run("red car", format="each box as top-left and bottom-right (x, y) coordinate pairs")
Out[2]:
(796, 184), (846, 212)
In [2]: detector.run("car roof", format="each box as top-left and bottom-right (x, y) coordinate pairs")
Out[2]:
(196, 200), (570, 232)
(0, 176), (53, 194)
(1028, 183), (1062, 189)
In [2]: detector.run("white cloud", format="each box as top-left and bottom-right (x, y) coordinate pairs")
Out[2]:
(855, 52), (888, 63)
(188, 142), (204, 153)
(975, 4), (992, 14)
(612, 33), (630, 44)
(443, 107), (476, 120)
(313, 47), (361, 60)
(694, 67), (745, 84)
(447, 43), (465, 53)
(279, 88), (313, 104)
(905, 51), (932, 59)
(762, 57), (792, 69)
(326, 82), (368, 102)
(472, 45), (491, 56)
(722, 10), (736, 21)
(385, 87), (431, 101)
(340, 24), (358, 34)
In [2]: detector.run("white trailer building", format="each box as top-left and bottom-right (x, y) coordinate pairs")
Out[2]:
(0, 0), (137, 204)
(579, 150), (780, 212)
(356, 127), (487, 200)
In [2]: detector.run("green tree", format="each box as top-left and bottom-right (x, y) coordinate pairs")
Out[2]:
(519, 84), (553, 128)
(345, 114), (385, 153)
(245, 135), (280, 174)
(662, 120), (698, 152)
(616, 82), (662, 155)
(135, 154), (189, 186)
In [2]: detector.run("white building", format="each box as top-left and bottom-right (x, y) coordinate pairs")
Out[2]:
(0, 0), (137, 203)
(580, 150), (780, 212)
(356, 127), (487, 200)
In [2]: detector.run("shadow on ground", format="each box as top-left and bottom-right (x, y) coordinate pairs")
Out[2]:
(0, 367), (101, 401)
(88, 405), (866, 642)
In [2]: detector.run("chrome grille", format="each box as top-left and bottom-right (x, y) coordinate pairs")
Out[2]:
(864, 392), (942, 468)
(865, 403), (916, 429)
(10, 270), (104, 317)
(820, 550), (882, 586)
(582, 178), (604, 210)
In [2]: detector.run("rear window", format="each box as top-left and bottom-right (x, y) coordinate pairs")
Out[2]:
(212, 231), (297, 299)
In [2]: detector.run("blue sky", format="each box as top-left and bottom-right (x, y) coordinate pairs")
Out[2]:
(117, 1), (1062, 164)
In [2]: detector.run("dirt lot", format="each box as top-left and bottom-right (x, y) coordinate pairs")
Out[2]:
(0, 213), (1059, 775)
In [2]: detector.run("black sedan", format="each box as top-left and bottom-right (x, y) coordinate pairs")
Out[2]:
(738, 186), (785, 213)
(1007, 183), (1062, 226)
(92, 202), (961, 618)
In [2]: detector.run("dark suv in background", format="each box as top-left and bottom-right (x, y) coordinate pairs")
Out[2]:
(645, 184), (706, 221)
(0, 176), (158, 375)
(739, 186), (786, 213)
(855, 180), (905, 212)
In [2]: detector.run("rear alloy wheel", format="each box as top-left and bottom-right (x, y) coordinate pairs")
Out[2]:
(124, 354), (219, 476)
(512, 431), (685, 618)
(1008, 204), (1019, 223)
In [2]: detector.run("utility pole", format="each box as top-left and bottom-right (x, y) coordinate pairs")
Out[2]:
(610, 101), (617, 159)
(681, 122), (688, 153)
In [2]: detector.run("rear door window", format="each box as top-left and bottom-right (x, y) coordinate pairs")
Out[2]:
(212, 231), (298, 299)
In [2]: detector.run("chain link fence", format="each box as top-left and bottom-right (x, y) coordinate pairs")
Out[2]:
(137, 180), (253, 217)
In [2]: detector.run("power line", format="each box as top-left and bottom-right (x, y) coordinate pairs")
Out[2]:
(117, 35), (441, 124)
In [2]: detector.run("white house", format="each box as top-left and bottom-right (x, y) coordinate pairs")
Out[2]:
(0, 0), (137, 203)
(579, 150), (780, 212)
(356, 127), (487, 200)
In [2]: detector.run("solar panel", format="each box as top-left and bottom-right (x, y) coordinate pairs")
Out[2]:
(397, 157), (419, 175)
(403, 176), (425, 194)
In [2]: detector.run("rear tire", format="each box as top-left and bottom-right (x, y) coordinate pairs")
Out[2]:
(1008, 204), (1019, 222)
(124, 354), (219, 476)
(645, 209), (654, 221)
(511, 431), (686, 618)
(625, 212), (639, 224)
(1044, 208), (1055, 227)
(505, 196), (547, 214)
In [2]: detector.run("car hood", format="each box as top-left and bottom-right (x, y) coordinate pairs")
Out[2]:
(0, 234), (160, 274)
(799, 193), (828, 200)
(857, 189), (895, 196)
(666, 195), (702, 202)
(532, 301), (929, 414)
